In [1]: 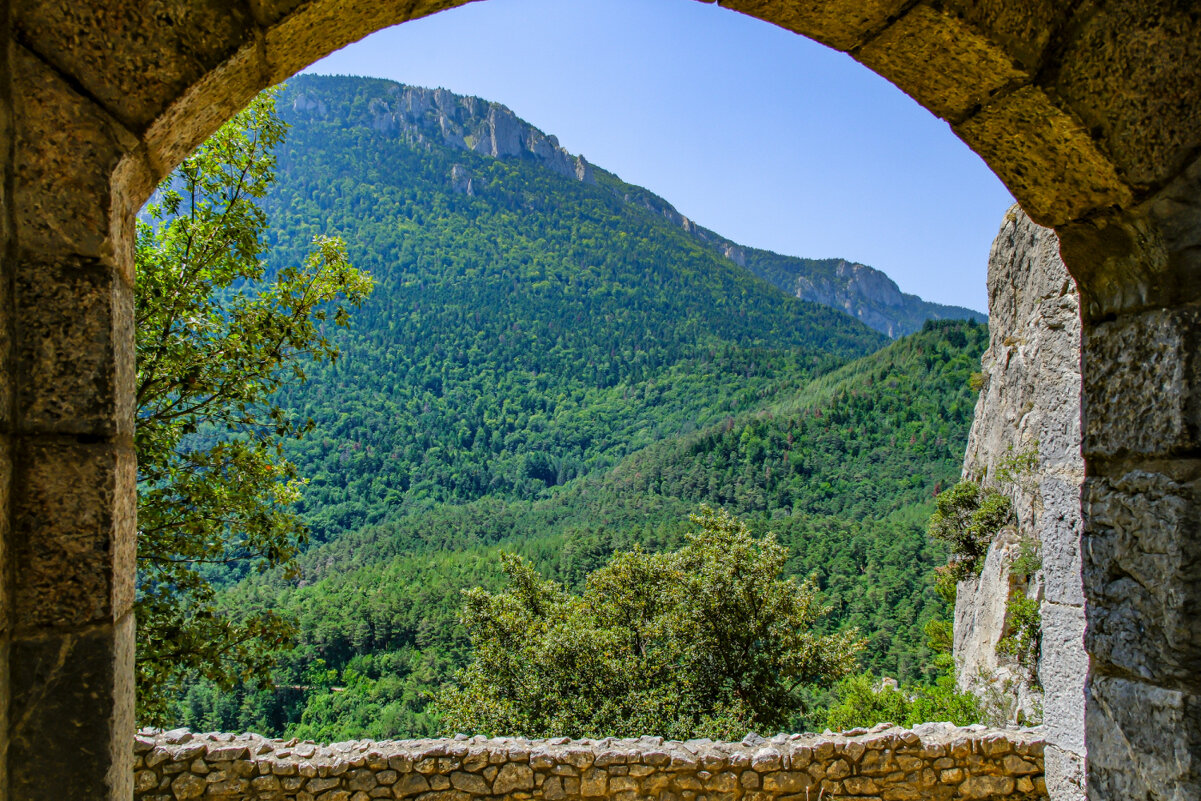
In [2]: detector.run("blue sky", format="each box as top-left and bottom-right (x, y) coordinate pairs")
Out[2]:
(304, 0), (1014, 313)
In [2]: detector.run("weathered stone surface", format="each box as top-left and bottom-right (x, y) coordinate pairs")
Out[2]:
(941, 0), (1072, 73)
(1040, 478), (1084, 608)
(1042, 744), (1085, 801)
(171, 772), (206, 800)
(10, 615), (134, 801)
(1082, 306), (1201, 458)
(1087, 675), (1201, 800)
(14, 0), (254, 132)
(855, 4), (1028, 122)
(1055, 0), (1201, 191)
(10, 46), (135, 258)
(1039, 602), (1087, 756)
(11, 438), (135, 628)
(491, 763), (533, 794)
(1058, 152), (1201, 320)
(720, 0), (907, 51)
(1083, 469), (1201, 691)
(14, 257), (134, 437)
(131, 727), (1044, 801)
(955, 87), (1132, 227)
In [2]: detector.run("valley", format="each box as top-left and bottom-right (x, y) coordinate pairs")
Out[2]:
(167, 75), (987, 740)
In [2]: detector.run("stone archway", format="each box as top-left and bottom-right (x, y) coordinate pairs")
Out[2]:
(2, 2), (1198, 799)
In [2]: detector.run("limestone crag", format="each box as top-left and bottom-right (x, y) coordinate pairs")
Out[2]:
(790, 260), (924, 338)
(957, 207), (1085, 800)
(291, 84), (595, 186)
(134, 724), (1046, 801)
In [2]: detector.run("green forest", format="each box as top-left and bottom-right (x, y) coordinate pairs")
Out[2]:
(165, 76), (987, 740)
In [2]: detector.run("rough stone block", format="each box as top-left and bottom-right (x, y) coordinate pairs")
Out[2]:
(0, 635), (8, 800)
(1087, 674), (1201, 801)
(14, 0), (254, 131)
(1082, 305), (1201, 458)
(1083, 469), (1201, 691)
(941, 0), (1072, 73)
(0, 437), (9, 638)
(9, 614), (135, 801)
(12, 438), (136, 629)
(854, 4), (1028, 122)
(11, 47), (134, 259)
(955, 86), (1132, 227)
(1042, 745), (1085, 801)
(718, 0), (907, 51)
(15, 256), (134, 437)
(143, 39), (265, 182)
(1039, 476), (1084, 607)
(1039, 601), (1087, 755)
(1056, 0), (1201, 191)
(0, 253), (10, 434)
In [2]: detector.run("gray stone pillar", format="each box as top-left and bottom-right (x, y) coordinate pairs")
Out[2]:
(3, 40), (137, 801)
(1061, 155), (1201, 801)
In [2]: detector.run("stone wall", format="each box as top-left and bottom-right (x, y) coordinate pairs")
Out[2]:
(956, 207), (1085, 800)
(133, 725), (1046, 801)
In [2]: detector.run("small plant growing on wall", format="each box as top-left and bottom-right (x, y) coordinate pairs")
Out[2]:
(928, 481), (1014, 601)
(997, 537), (1042, 678)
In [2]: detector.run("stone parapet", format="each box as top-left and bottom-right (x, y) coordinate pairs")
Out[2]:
(132, 724), (1046, 801)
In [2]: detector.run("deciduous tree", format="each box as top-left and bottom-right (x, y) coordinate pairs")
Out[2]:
(434, 506), (862, 738)
(135, 87), (373, 722)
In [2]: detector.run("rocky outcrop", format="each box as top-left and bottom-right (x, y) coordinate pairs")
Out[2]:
(133, 724), (1047, 801)
(290, 81), (596, 187)
(956, 207), (1085, 801)
(782, 258), (986, 338)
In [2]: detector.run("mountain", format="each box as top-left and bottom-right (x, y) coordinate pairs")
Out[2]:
(170, 75), (988, 738)
(262, 75), (890, 540)
(289, 76), (983, 338)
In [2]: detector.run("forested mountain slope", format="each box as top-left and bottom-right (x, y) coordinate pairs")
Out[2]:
(184, 321), (986, 740)
(263, 75), (889, 540)
(606, 179), (985, 338)
(174, 76), (988, 738)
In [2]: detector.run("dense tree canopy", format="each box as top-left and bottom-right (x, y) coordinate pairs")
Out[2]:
(175, 321), (986, 738)
(163, 75), (989, 739)
(135, 87), (373, 722)
(434, 507), (862, 739)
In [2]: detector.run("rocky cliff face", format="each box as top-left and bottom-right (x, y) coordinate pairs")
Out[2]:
(784, 259), (984, 338)
(957, 206), (1085, 801)
(291, 83), (595, 186)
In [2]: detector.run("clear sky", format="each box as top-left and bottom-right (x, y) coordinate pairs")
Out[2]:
(303, 0), (1015, 313)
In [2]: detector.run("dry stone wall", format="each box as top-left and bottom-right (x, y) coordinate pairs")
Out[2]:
(133, 724), (1045, 801)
